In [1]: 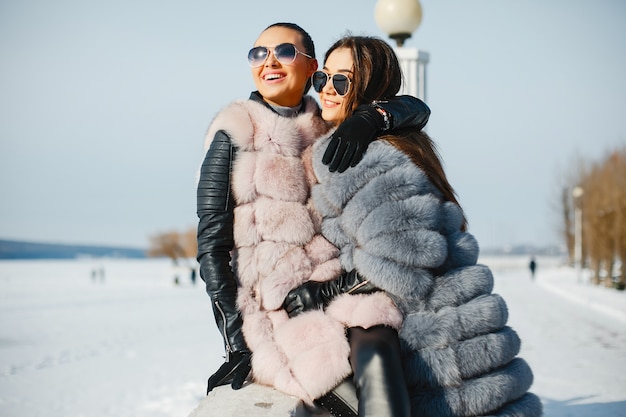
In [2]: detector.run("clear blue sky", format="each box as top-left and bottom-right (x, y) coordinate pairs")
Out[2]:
(1, 0), (625, 249)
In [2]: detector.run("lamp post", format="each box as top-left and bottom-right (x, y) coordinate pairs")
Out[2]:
(572, 186), (584, 283)
(374, 0), (429, 101)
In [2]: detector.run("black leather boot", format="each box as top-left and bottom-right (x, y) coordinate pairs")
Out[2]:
(315, 326), (410, 417)
(349, 326), (411, 417)
(315, 378), (359, 417)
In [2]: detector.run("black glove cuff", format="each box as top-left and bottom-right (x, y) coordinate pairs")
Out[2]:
(351, 104), (387, 132)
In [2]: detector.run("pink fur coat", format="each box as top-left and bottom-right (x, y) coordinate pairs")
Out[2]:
(203, 96), (403, 403)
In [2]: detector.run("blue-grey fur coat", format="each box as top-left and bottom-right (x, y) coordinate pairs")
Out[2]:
(310, 135), (543, 417)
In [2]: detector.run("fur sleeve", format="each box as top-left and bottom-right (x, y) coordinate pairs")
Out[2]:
(204, 101), (254, 153)
(312, 139), (478, 299)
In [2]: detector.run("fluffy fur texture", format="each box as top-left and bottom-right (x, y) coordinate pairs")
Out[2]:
(311, 136), (543, 417)
(204, 97), (403, 403)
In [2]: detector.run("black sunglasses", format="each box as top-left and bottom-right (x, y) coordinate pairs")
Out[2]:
(247, 43), (313, 68)
(311, 71), (352, 96)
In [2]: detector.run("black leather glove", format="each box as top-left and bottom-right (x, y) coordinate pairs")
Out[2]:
(322, 105), (385, 173)
(322, 96), (431, 173)
(207, 350), (252, 394)
(283, 271), (380, 318)
(283, 281), (327, 317)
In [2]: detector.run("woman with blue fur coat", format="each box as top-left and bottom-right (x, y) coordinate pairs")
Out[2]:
(284, 36), (543, 417)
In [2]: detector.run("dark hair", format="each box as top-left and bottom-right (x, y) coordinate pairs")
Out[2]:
(325, 36), (467, 229)
(324, 36), (402, 122)
(265, 22), (316, 93)
(385, 129), (467, 230)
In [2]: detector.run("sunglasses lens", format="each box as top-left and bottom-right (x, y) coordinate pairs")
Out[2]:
(248, 46), (268, 67)
(274, 43), (297, 64)
(332, 74), (349, 96)
(312, 72), (351, 96)
(312, 71), (328, 93)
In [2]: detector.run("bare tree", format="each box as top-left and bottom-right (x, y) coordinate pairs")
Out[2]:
(561, 186), (574, 264)
(147, 227), (197, 263)
(558, 145), (626, 290)
(180, 227), (198, 259)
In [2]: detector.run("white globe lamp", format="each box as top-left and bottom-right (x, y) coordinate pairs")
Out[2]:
(374, 0), (423, 47)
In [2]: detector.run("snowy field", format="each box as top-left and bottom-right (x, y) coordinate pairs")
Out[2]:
(0, 256), (625, 417)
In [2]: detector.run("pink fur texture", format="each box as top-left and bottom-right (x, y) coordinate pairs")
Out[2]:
(243, 309), (351, 403)
(326, 292), (404, 330)
(274, 311), (352, 399)
(209, 98), (402, 402)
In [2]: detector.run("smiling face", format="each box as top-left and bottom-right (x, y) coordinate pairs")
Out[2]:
(318, 47), (353, 125)
(251, 26), (317, 108)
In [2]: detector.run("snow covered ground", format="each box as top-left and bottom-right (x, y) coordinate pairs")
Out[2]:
(0, 256), (624, 417)
(487, 256), (626, 417)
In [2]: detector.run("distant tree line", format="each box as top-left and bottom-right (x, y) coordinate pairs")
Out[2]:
(0, 239), (146, 260)
(561, 145), (626, 290)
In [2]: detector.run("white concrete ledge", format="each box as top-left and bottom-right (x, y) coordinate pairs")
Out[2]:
(188, 383), (332, 417)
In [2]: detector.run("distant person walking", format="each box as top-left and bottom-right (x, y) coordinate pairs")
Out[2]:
(190, 267), (197, 285)
(529, 257), (537, 279)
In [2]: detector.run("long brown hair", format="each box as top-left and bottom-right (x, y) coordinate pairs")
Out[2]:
(324, 36), (467, 230)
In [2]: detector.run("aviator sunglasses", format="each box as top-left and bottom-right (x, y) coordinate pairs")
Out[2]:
(248, 43), (313, 68)
(311, 71), (352, 96)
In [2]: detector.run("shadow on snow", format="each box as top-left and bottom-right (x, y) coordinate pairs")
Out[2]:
(542, 396), (626, 417)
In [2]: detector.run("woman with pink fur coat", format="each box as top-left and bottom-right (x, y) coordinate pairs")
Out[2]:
(196, 22), (430, 412)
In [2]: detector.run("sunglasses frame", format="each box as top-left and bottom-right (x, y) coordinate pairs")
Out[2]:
(248, 43), (313, 68)
(311, 71), (352, 97)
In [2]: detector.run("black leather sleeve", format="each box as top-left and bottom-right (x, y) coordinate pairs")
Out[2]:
(197, 129), (248, 355)
(375, 95), (431, 131)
